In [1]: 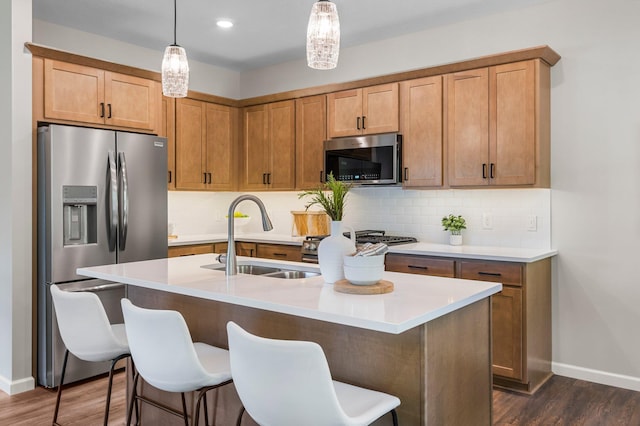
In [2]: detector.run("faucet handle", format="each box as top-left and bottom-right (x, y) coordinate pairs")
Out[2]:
(216, 253), (227, 264)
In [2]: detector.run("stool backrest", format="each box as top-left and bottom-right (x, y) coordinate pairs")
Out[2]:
(121, 299), (214, 392)
(226, 321), (351, 425)
(50, 285), (128, 362)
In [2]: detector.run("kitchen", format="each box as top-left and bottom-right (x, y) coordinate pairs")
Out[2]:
(2, 0), (640, 424)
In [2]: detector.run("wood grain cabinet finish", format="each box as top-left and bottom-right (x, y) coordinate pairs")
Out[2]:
(295, 95), (327, 189)
(175, 98), (237, 191)
(241, 100), (295, 191)
(388, 253), (551, 394)
(168, 244), (214, 257)
(447, 59), (550, 188)
(385, 253), (454, 277)
(399, 76), (444, 187)
(256, 243), (302, 262)
(214, 242), (256, 257)
(43, 59), (159, 132)
(327, 83), (399, 138)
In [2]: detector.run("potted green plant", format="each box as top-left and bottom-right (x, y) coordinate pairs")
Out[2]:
(442, 214), (466, 246)
(299, 173), (355, 283)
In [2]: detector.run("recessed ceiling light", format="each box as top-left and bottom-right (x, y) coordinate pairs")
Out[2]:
(216, 19), (233, 29)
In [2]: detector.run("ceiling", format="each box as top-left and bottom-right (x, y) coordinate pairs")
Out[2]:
(32, 0), (550, 72)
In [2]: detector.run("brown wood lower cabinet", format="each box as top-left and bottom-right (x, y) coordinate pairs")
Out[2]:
(256, 243), (302, 262)
(168, 243), (214, 257)
(386, 253), (551, 394)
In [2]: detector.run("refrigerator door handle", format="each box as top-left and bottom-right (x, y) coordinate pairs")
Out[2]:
(107, 150), (118, 252)
(118, 152), (129, 251)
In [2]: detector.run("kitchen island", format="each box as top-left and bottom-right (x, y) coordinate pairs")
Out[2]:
(78, 254), (502, 425)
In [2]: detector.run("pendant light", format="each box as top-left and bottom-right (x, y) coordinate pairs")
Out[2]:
(162, 0), (189, 97)
(306, 0), (340, 70)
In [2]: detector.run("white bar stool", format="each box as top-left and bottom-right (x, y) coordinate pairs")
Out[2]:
(227, 321), (401, 426)
(121, 299), (236, 425)
(50, 284), (132, 426)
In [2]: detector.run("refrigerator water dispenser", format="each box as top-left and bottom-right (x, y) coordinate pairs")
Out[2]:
(63, 185), (97, 245)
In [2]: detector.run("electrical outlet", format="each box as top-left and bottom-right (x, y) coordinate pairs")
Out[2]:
(482, 212), (493, 229)
(527, 215), (537, 231)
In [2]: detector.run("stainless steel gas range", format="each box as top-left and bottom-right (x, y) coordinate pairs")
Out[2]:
(300, 230), (417, 263)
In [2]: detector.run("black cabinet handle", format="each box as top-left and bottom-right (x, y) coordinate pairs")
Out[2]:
(107, 103), (112, 119)
(408, 265), (428, 270)
(320, 170), (324, 182)
(362, 116), (366, 130)
(478, 271), (502, 277)
(404, 167), (409, 181)
(490, 163), (495, 179)
(100, 102), (105, 118)
(482, 163), (487, 179)
(356, 116), (361, 130)
(267, 173), (271, 185)
(208, 172), (212, 184)
(273, 253), (287, 257)
(168, 170), (172, 183)
(262, 173), (267, 184)
(203, 172), (207, 183)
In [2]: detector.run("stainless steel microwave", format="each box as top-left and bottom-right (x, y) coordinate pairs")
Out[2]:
(324, 133), (402, 185)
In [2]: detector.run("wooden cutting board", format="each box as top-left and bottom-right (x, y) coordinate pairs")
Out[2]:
(333, 279), (394, 295)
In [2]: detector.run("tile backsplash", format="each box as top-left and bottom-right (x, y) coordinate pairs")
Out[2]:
(168, 187), (551, 249)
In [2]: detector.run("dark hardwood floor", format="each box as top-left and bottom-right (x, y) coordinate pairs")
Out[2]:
(1, 373), (639, 425)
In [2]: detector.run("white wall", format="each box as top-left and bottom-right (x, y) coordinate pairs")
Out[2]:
(33, 19), (241, 99)
(0, 0), (34, 395)
(238, 0), (640, 391)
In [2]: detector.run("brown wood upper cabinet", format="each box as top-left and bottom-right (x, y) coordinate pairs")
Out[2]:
(296, 95), (327, 189)
(43, 59), (159, 132)
(327, 83), (399, 138)
(175, 98), (237, 191)
(447, 60), (550, 187)
(241, 100), (295, 191)
(399, 76), (444, 187)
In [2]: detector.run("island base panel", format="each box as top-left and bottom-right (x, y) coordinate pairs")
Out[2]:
(128, 286), (492, 425)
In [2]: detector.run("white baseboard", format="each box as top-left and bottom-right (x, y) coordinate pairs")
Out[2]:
(0, 375), (35, 395)
(553, 362), (640, 392)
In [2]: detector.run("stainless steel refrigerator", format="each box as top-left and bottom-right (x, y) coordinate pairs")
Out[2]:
(37, 124), (168, 388)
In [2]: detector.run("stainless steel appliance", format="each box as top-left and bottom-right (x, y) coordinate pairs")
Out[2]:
(324, 133), (402, 185)
(37, 124), (168, 388)
(301, 230), (417, 263)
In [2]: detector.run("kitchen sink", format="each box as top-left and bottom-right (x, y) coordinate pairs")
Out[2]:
(201, 261), (319, 279)
(201, 263), (282, 275)
(263, 270), (320, 279)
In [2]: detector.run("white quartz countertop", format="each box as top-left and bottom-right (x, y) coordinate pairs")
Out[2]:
(77, 254), (501, 334)
(169, 233), (557, 263)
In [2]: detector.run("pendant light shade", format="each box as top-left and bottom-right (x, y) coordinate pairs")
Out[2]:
(162, 0), (189, 97)
(306, 0), (340, 70)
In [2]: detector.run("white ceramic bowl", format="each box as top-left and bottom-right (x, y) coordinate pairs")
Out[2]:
(343, 254), (385, 285)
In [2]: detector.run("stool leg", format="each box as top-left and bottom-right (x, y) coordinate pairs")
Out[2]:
(126, 372), (140, 426)
(180, 393), (188, 426)
(52, 349), (70, 426)
(236, 406), (245, 426)
(391, 409), (399, 426)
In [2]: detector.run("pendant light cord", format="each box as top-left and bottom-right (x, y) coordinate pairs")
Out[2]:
(173, 0), (177, 45)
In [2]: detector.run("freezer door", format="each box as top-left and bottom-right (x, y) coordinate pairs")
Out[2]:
(39, 125), (117, 284)
(116, 132), (168, 263)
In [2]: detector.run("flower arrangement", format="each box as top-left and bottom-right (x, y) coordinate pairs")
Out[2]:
(441, 214), (467, 235)
(298, 172), (351, 221)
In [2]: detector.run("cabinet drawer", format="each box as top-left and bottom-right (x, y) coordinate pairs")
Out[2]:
(385, 254), (455, 278)
(168, 244), (214, 257)
(458, 260), (523, 286)
(256, 243), (302, 262)
(214, 242), (256, 257)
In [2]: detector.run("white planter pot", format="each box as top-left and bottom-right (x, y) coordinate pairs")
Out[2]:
(318, 221), (356, 284)
(449, 234), (463, 246)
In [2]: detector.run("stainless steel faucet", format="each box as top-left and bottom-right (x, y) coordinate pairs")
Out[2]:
(225, 195), (273, 275)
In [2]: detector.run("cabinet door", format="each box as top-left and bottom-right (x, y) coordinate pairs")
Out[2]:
(491, 286), (524, 380)
(400, 77), (443, 187)
(175, 98), (207, 190)
(490, 61), (536, 186)
(236, 242), (257, 257)
(268, 100), (296, 190)
(241, 105), (269, 190)
(327, 89), (362, 138)
(296, 95), (327, 189)
(161, 97), (176, 190)
(104, 72), (157, 131)
(447, 68), (489, 186)
(43, 59), (105, 125)
(205, 103), (237, 190)
(168, 244), (214, 257)
(362, 83), (399, 135)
